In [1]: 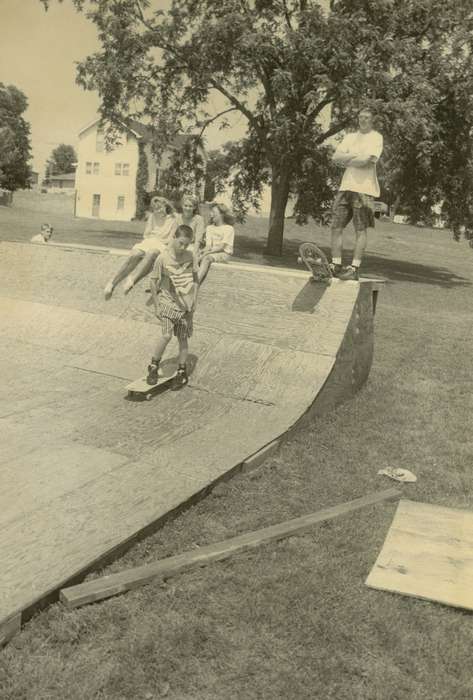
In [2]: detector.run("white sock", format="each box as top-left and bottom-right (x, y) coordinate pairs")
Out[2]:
(332, 256), (342, 265)
(352, 259), (361, 268)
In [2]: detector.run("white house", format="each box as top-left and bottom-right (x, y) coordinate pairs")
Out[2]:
(75, 119), (206, 221)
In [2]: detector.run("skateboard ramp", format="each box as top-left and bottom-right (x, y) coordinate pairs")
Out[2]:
(0, 242), (379, 644)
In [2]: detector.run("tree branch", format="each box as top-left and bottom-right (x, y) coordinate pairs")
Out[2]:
(196, 107), (238, 139)
(315, 117), (352, 144)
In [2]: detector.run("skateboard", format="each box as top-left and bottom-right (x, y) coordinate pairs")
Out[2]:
(297, 242), (332, 285)
(126, 369), (177, 400)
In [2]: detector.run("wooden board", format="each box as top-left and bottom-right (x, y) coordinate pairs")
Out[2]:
(61, 488), (400, 608)
(366, 499), (473, 611)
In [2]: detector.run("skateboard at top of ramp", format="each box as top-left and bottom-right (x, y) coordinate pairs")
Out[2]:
(0, 242), (380, 643)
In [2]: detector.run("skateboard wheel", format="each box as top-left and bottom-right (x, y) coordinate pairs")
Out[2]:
(145, 394), (152, 401)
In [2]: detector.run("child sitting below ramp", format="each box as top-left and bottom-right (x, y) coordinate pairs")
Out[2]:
(147, 224), (198, 390)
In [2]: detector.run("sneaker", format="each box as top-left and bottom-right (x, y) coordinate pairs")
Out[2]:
(338, 265), (360, 281)
(329, 263), (342, 277)
(171, 366), (188, 391)
(146, 362), (159, 385)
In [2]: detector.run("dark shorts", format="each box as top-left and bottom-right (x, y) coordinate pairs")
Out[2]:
(157, 297), (193, 340)
(331, 191), (375, 232)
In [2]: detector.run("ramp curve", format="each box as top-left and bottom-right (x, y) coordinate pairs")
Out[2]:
(0, 242), (379, 643)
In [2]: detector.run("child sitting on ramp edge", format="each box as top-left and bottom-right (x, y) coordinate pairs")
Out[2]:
(147, 224), (198, 390)
(198, 202), (235, 284)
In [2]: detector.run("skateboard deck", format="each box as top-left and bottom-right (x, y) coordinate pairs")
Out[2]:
(298, 242), (332, 285)
(126, 370), (177, 400)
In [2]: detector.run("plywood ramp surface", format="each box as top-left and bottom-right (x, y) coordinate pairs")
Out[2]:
(0, 243), (371, 634)
(366, 500), (473, 611)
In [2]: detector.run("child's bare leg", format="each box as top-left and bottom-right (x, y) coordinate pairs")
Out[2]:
(124, 252), (159, 293)
(352, 228), (367, 267)
(147, 331), (172, 384)
(178, 336), (188, 366)
(151, 333), (171, 364)
(172, 335), (189, 390)
(198, 256), (212, 285)
(104, 252), (143, 299)
(331, 227), (343, 262)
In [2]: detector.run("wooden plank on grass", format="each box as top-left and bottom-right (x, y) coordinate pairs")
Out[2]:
(61, 488), (400, 609)
(366, 499), (473, 611)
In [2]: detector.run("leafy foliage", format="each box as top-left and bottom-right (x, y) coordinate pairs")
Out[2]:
(48, 144), (77, 175)
(0, 83), (32, 192)
(157, 137), (206, 203)
(40, 1), (473, 252)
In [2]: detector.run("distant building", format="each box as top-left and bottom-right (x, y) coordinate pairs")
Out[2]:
(75, 119), (206, 221)
(45, 172), (76, 191)
(29, 171), (39, 188)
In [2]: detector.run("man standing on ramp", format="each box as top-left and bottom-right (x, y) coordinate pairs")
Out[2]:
(330, 108), (383, 280)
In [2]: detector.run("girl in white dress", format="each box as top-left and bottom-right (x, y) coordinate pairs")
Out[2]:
(104, 196), (176, 299)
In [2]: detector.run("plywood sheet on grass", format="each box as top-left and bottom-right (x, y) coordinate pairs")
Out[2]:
(366, 499), (473, 611)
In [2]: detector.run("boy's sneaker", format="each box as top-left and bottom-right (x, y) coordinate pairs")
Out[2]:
(329, 263), (342, 277)
(171, 366), (188, 391)
(338, 265), (360, 281)
(146, 362), (159, 385)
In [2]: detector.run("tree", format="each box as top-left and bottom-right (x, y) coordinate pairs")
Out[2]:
(48, 143), (77, 174)
(41, 1), (473, 253)
(203, 147), (233, 202)
(0, 83), (32, 192)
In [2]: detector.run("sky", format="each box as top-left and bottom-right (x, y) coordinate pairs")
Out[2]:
(0, 0), (247, 176)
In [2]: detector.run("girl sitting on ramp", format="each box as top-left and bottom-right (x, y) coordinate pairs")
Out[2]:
(104, 196), (176, 299)
(147, 224), (198, 390)
(175, 194), (206, 257)
(198, 202), (235, 284)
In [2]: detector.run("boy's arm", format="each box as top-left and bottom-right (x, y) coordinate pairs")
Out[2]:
(332, 136), (356, 165)
(149, 257), (163, 311)
(349, 134), (383, 167)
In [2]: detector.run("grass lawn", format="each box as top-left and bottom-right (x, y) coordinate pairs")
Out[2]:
(1, 193), (473, 699)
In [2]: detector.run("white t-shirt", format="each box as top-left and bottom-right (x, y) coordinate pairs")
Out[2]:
(31, 234), (48, 244)
(205, 224), (234, 256)
(335, 130), (383, 197)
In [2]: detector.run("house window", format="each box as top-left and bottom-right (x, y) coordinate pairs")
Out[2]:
(86, 161), (92, 175)
(122, 163), (130, 176)
(93, 162), (100, 175)
(96, 129), (104, 152)
(115, 163), (122, 176)
(117, 196), (125, 211)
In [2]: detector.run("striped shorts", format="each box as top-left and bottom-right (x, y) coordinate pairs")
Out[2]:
(157, 297), (193, 340)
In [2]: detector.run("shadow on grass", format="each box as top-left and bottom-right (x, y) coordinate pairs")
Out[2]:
(234, 233), (472, 289)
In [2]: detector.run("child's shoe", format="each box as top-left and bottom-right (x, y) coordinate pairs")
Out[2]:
(329, 262), (342, 277)
(147, 361), (159, 385)
(171, 365), (188, 391)
(104, 281), (114, 300)
(338, 265), (360, 281)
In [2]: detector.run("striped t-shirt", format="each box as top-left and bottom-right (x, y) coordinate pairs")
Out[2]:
(150, 249), (197, 312)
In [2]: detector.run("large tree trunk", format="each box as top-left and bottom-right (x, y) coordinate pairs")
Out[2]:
(265, 166), (291, 256)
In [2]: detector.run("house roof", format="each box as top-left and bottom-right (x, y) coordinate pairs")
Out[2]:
(78, 118), (201, 150)
(49, 172), (76, 181)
